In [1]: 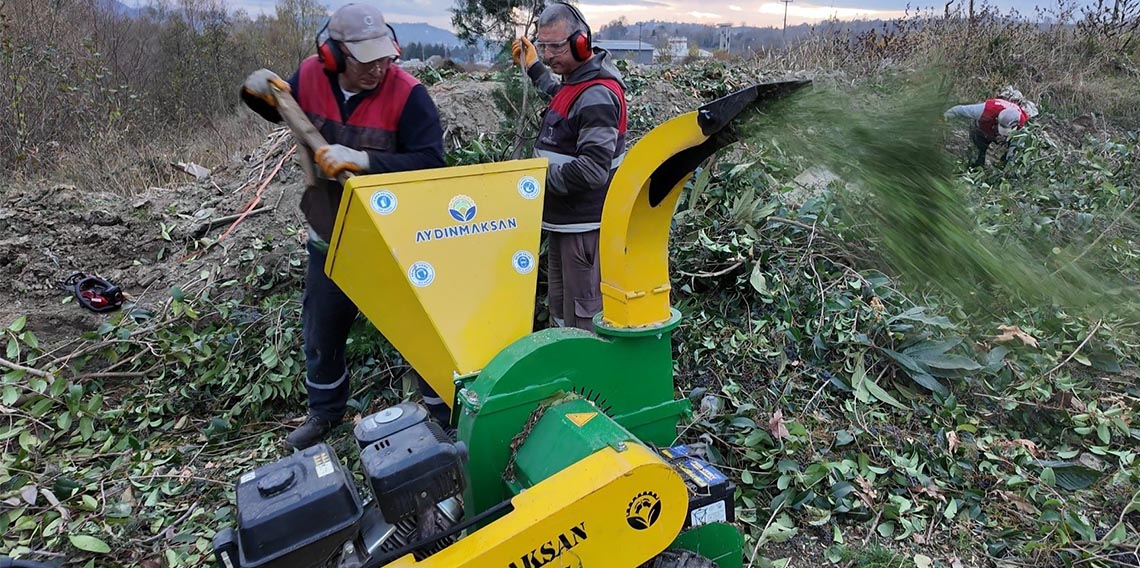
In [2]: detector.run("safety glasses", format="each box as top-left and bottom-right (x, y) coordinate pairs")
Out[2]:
(347, 55), (395, 71)
(534, 39), (570, 54)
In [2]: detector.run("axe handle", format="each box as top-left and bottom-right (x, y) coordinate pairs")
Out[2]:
(269, 82), (353, 185)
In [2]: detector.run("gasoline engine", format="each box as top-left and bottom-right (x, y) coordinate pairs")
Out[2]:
(213, 403), (469, 568)
(213, 400), (738, 568)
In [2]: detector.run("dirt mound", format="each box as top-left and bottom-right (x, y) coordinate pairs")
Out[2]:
(0, 67), (795, 346)
(427, 79), (506, 149)
(0, 132), (309, 345)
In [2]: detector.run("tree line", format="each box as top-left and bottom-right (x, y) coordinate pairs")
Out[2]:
(0, 0), (328, 173)
(2, 0), (1135, 175)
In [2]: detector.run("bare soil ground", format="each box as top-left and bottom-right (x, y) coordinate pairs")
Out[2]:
(0, 71), (705, 349)
(0, 133), (308, 348)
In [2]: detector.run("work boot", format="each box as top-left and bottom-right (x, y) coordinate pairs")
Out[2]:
(284, 415), (340, 450)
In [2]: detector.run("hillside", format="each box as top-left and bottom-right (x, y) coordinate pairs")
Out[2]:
(390, 22), (463, 47)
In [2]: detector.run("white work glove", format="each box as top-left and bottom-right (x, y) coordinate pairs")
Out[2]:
(315, 144), (370, 178)
(243, 68), (289, 106)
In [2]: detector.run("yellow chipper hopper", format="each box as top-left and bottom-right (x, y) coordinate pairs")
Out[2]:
(324, 159), (549, 408)
(213, 79), (810, 568)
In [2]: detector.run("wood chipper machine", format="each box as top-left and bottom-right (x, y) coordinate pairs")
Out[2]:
(212, 79), (810, 568)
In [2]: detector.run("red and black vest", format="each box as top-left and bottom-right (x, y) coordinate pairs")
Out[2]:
(535, 78), (628, 229)
(295, 55), (420, 240)
(547, 79), (628, 135)
(978, 98), (1028, 139)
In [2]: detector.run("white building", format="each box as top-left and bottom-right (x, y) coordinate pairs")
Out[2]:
(663, 36), (712, 60)
(668, 37), (689, 58)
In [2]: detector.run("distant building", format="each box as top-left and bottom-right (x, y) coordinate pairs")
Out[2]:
(668, 37), (689, 58)
(594, 40), (655, 64)
(664, 36), (712, 61)
(718, 24), (732, 53)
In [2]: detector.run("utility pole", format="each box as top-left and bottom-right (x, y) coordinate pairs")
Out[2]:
(781, 0), (793, 47)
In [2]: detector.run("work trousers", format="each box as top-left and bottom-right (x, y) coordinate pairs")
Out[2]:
(302, 240), (448, 423)
(969, 126), (994, 167)
(970, 126), (1016, 168)
(547, 230), (602, 331)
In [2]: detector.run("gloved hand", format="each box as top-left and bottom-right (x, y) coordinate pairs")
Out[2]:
(243, 68), (290, 106)
(315, 144), (370, 178)
(512, 37), (537, 68)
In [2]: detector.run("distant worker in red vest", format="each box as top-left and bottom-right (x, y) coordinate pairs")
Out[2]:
(945, 98), (1029, 167)
(512, 2), (628, 331)
(239, 3), (448, 450)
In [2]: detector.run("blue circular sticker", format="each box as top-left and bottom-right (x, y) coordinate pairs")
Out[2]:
(512, 250), (536, 275)
(408, 261), (435, 287)
(517, 176), (540, 200)
(370, 190), (397, 215)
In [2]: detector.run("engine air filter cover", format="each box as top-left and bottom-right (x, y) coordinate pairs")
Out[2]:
(354, 402), (429, 449)
(233, 443), (364, 567)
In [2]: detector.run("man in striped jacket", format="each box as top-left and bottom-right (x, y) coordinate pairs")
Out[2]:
(512, 2), (628, 331)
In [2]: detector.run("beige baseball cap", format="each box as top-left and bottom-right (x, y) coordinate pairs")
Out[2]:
(328, 3), (398, 63)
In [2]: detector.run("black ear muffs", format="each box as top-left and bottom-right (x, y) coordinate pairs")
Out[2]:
(60, 272), (123, 313)
(315, 18), (345, 73)
(556, 1), (592, 61)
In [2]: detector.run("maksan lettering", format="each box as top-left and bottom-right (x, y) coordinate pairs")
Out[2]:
(507, 522), (588, 568)
(415, 218), (518, 243)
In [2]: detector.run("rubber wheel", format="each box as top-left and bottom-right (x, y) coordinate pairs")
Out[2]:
(649, 550), (718, 568)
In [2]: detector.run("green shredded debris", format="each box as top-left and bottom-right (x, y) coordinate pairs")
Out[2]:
(741, 73), (1140, 321)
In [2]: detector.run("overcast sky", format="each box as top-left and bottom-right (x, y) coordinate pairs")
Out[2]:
(212, 0), (1093, 32)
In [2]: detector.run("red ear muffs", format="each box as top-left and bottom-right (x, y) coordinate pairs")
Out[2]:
(569, 30), (590, 61)
(387, 23), (402, 59)
(315, 18), (345, 73)
(318, 40), (345, 73)
(556, 1), (592, 61)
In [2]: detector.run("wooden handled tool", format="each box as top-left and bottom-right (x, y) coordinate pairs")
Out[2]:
(268, 81), (354, 186)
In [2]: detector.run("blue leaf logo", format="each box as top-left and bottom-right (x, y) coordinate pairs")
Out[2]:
(448, 195), (477, 222)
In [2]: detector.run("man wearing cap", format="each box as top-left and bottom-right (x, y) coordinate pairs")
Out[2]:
(945, 98), (1029, 167)
(240, 3), (448, 450)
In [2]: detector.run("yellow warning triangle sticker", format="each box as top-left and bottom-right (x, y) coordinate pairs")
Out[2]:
(566, 412), (597, 427)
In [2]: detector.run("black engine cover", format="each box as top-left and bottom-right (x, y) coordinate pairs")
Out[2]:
(224, 443), (364, 568)
(361, 421), (465, 523)
(353, 402), (429, 449)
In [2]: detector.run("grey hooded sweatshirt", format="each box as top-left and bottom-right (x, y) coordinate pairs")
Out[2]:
(526, 48), (628, 232)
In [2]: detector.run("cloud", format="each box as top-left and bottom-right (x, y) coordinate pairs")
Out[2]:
(576, 0), (667, 5)
(577, 2), (657, 23)
(756, 1), (909, 22)
(201, 0), (1097, 33)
